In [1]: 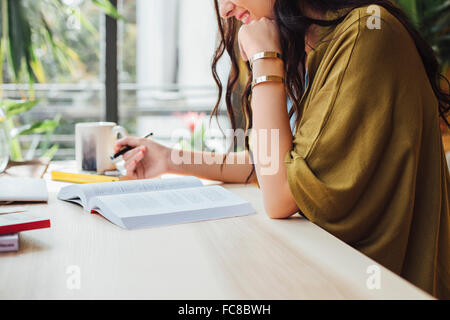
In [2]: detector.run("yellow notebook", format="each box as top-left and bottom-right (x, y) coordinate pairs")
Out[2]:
(51, 171), (120, 184)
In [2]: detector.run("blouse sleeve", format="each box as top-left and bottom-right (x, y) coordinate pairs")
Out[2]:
(285, 10), (423, 242)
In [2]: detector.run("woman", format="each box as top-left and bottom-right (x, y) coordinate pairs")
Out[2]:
(115, 0), (449, 299)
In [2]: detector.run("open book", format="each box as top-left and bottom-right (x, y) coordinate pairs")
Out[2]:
(57, 177), (255, 229)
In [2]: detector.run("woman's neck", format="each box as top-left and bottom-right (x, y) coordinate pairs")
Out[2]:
(305, 25), (320, 54)
(303, 7), (325, 54)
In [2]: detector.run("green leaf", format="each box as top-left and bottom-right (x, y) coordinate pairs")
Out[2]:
(39, 13), (80, 76)
(0, 0), (127, 86)
(2, 99), (39, 118)
(76, 9), (98, 35)
(16, 119), (59, 136)
(0, 0), (8, 87)
(91, 0), (126, 21)
(396, 0), (450, 70)
(7, 117), (23, 161)
(397, 0), (420, 26)
(41, 143), (59, 160)
(7, 0), (25, 81)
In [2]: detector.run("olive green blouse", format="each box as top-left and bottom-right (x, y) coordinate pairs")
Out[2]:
(285, 6), (450, 299)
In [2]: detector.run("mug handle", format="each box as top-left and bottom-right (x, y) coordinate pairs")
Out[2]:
(112, 125), (128, 140)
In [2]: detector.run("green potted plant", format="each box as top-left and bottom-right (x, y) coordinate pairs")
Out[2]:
(396, 0), (450, 151)
(396, 0), (449, 67)
(0, 0), (122, 169)
(0, 0), (123, 86)
(0, 106), (9, 172)
(0, 99), (60, 162)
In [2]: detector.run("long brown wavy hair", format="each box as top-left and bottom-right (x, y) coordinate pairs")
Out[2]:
(210, 0), (450, 150)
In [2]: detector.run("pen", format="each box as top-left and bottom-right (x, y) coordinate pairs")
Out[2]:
(110, 132), (153, 160)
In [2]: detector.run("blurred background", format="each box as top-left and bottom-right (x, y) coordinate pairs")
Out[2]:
(0, 0), (448, 165)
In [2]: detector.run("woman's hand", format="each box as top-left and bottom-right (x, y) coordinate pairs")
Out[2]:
(114, 136), (171, 180)
(238, 18), (282, 62)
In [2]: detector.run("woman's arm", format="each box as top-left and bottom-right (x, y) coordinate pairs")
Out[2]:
(167, 150), (258, 185)
(113, 137), (257, 184)
(249, 59), (300, 218)
(239, 18), (299, 219)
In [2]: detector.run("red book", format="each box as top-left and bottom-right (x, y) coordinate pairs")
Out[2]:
(0, 212), (51, 235)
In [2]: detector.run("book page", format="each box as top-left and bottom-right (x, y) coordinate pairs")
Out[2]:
(91, 185), (248, 219)
(58, 176), (203, 209)
(0, 211), (48, 227)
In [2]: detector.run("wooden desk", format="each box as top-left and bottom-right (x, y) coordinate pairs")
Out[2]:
(0, 162), (433, 299)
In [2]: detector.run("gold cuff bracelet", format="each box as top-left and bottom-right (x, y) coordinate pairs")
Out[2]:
(251, 75), (284, 90)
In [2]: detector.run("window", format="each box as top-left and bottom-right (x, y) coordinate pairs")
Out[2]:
(124, 0), (231, 150)
(1, 0), (232, 160)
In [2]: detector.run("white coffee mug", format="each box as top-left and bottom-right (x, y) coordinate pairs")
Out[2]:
(75, 122), (127, 173)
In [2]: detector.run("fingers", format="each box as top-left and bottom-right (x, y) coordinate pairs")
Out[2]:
(114, 136), (143, 153)
(124, 147), (146, 178)
(124, 159), (138, 179)
(135, 163), (147, 180)
(122, 145), (146, 162)
(237, 17), (281, 64)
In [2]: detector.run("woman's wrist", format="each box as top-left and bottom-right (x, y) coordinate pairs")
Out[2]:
(251, 58), (285, 79)
(165, 149), (207, 175)
(165, 147), (178, 174)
